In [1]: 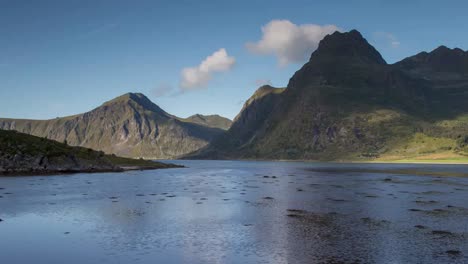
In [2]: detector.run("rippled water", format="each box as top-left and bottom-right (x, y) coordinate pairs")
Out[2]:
(0, 160), (467, 263)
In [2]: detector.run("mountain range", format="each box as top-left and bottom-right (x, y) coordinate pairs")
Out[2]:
(1, 29), (467, 162)
(0, 93), (231, 159)
(191, 30), (468, 162)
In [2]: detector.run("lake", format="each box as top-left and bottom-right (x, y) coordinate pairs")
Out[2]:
(0, 160), (467, 263)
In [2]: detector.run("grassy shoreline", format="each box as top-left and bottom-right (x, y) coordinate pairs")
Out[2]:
(0, 129), (183, 176)
(185, 157), (468, 165)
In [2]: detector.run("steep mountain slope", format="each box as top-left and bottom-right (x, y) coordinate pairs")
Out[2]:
(192, 30), (468, 161)
(190, 85), (285, 159)
(0, 93), (225, 159)
(184, 114), (232, 130)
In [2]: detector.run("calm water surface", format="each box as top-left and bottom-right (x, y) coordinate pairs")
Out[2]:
(0, 160), (467, 263)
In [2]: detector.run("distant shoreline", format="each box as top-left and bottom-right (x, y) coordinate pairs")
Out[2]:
(0, 164), (183, 177)
(178, 157), (468, 165)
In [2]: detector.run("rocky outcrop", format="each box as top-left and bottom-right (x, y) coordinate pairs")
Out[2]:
(0, 129), (177, 175)
(0, 151), (118, 174)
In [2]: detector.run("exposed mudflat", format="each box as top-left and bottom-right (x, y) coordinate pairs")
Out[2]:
(0, 161), (467, 263)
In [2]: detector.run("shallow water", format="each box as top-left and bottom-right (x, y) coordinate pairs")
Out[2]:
(0, 160), (467, 263)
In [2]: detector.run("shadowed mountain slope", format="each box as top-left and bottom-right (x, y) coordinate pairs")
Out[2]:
(190, 30), (468, 161)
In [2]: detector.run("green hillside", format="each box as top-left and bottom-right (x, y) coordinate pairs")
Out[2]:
(0, 129), (178, 175)
(190, 30), (468, 163)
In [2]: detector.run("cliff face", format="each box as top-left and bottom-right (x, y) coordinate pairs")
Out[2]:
(191, 30), (468, 161)
(0, 93), (225, 159)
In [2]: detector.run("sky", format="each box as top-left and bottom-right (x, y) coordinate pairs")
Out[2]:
(1, 0), (467, 120)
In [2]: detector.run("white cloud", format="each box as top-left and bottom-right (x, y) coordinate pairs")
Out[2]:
(246, 20), (340, 66)
(180, 48), (235, 90)
(373, 31), (400, 48)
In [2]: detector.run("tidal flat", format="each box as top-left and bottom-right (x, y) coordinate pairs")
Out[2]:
(0, 161), (467, 263)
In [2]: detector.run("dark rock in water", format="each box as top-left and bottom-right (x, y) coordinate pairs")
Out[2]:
(287, 214), (301, 218)
(328, 198), (347, 202)
(0, 218), (3, 222)
(287, 209), (307, 214)
(414, 225), (427, 229)
(432, 230), (454, 236)
(446, 250), (461, 256)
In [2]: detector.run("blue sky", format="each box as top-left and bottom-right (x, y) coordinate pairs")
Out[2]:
(1, 0), (467, 120)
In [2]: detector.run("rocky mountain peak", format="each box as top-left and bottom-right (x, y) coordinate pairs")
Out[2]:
(0, 92), (226, 159)
(396, 45), (468, 74)
(309, 29), (387, 65)
(102, 92), (169, 116)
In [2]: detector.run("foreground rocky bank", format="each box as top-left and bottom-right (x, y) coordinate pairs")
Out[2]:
(0, 130), (181, 175)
